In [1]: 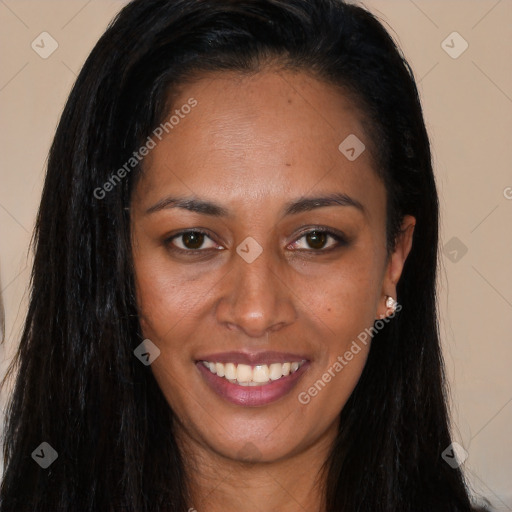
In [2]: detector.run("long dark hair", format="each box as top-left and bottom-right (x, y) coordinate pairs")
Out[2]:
(0, 0), (479, 510)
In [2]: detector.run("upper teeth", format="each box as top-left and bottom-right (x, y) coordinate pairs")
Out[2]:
(201, 361), (306, 386)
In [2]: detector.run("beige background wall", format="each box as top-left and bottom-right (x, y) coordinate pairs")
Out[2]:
(0, 0), (511, 509)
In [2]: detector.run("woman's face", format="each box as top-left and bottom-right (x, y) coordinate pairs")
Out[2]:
(130, 70), (414, 463)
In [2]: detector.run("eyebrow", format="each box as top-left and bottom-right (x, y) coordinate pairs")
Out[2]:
(145, 192), (366, 218)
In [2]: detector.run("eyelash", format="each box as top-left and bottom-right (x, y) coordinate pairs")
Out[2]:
(164, 227), (348, 256)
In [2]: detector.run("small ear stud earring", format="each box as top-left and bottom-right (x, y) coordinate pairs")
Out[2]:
(385, 295), (397, 312)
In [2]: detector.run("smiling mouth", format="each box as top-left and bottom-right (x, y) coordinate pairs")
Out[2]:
(200, 360), (307, 386)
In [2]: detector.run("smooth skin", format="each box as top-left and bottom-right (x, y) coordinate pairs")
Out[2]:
(130, 69), (415, 512)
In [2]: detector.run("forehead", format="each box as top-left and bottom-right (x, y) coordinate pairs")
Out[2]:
(134, 70), (385, 220)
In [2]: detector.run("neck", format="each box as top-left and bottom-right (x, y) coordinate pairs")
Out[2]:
(175, 420), (338, 512)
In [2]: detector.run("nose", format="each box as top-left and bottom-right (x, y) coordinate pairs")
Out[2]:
(215, 243), (297, 339)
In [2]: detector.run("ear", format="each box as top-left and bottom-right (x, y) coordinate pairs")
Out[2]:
(375, 214), (416, 320)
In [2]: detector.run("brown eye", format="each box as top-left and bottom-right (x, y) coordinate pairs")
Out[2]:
(181, 231), (205, 249)
(166, 230), (219, 252)
(290, 228), (348, 252)
(305, 230), (329, 250)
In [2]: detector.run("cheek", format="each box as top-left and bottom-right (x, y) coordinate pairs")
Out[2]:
(296, 283), (373, 420)
(302, 250), (382, 334)
(295, 251), (379, 398)
(132, 248), (207, 342)
(133, 264), (205, 409)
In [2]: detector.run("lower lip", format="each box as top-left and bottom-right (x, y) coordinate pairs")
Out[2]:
(196, 361), (309, 407)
